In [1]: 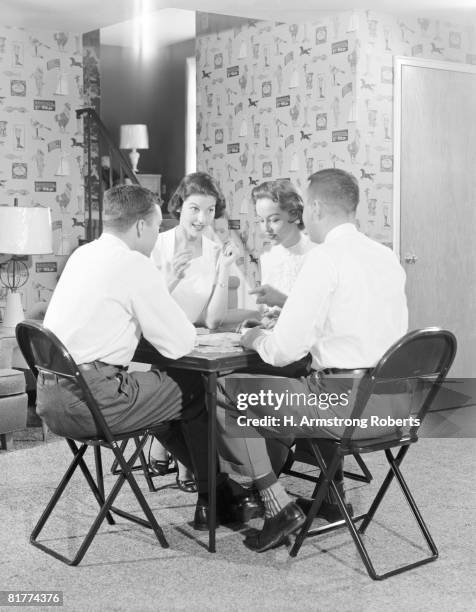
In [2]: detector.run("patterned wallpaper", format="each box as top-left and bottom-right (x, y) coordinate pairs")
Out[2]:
(354, 10), (475, 245)
(82, 29), (101, 231)
(0, 25), (85, 316)
(196, 12), (358, 304)
(196, 11), (474, 306)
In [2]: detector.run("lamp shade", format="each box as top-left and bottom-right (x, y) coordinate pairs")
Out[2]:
(0, 206), (53, 254)
(119, 124), (149, 150)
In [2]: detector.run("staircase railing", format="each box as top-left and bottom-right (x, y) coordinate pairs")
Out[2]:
(77, 107), (139, 241)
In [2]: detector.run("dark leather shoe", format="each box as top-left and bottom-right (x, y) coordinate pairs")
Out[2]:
(193, 483), (265, 531)
(192, 498), (248, 531)
(225, 488), (264, 524)
(296, 496), (353, 523)
(218, 480), (264, 524)
(296, 481), (353, 523)
(194, 501), (214, 531)
(244, 502), (305, 552)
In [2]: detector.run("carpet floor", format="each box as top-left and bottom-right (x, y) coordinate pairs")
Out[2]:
(0, 432), (474, 611)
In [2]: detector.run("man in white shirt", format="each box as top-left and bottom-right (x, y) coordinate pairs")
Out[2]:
(216, 168), (408, 551)
(38, 184), (258, 529)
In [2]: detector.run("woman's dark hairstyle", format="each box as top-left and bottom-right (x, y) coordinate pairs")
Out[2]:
(168, 172), (226, 220)
(251, 179), (304, 229)
(103, 184), (158, 232)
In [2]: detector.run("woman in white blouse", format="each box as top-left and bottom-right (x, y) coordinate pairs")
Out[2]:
(150, 172), (238, 491)
(247, 179), (315, 327)
(152, 172), (237, 328)
(220, 180), (315, 484)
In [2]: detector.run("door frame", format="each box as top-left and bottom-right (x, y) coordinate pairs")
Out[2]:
(392, 55), (476, 259)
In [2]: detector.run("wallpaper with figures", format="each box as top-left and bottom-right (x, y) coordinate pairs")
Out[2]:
(354, 10), (475, 245)
(0, 25), (85, 316)
(196, 12), (361, 306)
(196, 11), (474, 306)
(82, 29), (101, 230)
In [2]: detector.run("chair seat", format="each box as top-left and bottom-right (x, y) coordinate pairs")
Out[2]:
(73, 423), (169, 445)
(293, 434), (418, 464)
(0, 368), (26, 396)
(338, 433), (419, 454)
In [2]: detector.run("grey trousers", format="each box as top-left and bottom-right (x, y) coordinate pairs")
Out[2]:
(216, 371), (411, 480)
(36, 362), (210, 493)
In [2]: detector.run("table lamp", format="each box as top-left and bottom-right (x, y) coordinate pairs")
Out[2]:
(119, 124), (149, 173)
(0, 206), (53, 328)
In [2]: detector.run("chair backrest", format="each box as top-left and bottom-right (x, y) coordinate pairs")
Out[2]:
(16, 320), (111, 440)
(16, 320), (80, 380)
(372, 328), (456, 382)
(343, 327), (457, 442)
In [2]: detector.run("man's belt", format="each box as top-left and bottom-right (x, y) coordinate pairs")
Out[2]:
(38, 361), (124, 383)
(320, 368), (370, 375)
(78, 361), (124, 372)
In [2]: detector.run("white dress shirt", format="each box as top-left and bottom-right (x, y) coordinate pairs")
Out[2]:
(260, 232), (315, 318)
(151, 228), (220, 323)
(44, 233), (196, 365)
(252, 223), (408, 369)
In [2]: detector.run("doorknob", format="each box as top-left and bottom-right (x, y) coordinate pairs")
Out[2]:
(404, 253), (418, 264)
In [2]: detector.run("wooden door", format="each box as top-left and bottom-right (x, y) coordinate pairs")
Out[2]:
(395, 58), (476, 377)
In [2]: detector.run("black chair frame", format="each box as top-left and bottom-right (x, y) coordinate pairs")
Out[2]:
(16, 321), (169, 566)
(284, 448), (373, 484)
(219, 356), (373, 484)
(289, 328), (457, 580)
(110, 435), (160, 492)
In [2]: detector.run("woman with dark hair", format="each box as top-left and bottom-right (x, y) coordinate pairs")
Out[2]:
(247, 179), (314, 326)
(150, 171), (238, 491)
(151, 171), (235, 328)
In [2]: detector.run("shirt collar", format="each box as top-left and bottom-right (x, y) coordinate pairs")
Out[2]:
(99, 232), (131, 250)
(324, 223), (357, 243)
(273, 231), (306, 254)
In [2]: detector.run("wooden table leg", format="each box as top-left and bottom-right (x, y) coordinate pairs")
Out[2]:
(205, 371), (217, 553)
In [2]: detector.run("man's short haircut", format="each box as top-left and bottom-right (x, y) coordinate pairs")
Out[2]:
(308, 168), (359, 214)
(168, 171), (226, 220)
(103, 184), (159, 232)
(251, 179), (304, 229)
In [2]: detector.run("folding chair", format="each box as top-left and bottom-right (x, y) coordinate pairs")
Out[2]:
(16, 321), (169, 566)
(110, 435), (159, 492)
(289, 327), (457, 580)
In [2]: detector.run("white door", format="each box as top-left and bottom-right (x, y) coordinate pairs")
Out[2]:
(394, 57), (476, 377)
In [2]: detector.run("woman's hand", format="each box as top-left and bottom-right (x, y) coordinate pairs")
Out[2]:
(218, 241), (238, 269)
(249, 284), (287, 308)
(168, 250), (192, 291)
(235, 318), (262, 332)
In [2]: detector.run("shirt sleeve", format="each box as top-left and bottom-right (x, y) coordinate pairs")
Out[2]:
(251, 248), (338, 366)
(130, 254), (196, 360)
(260, 251), (270, 286)
(151, 231), (176, 289)
(151, 233), (164, 269)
